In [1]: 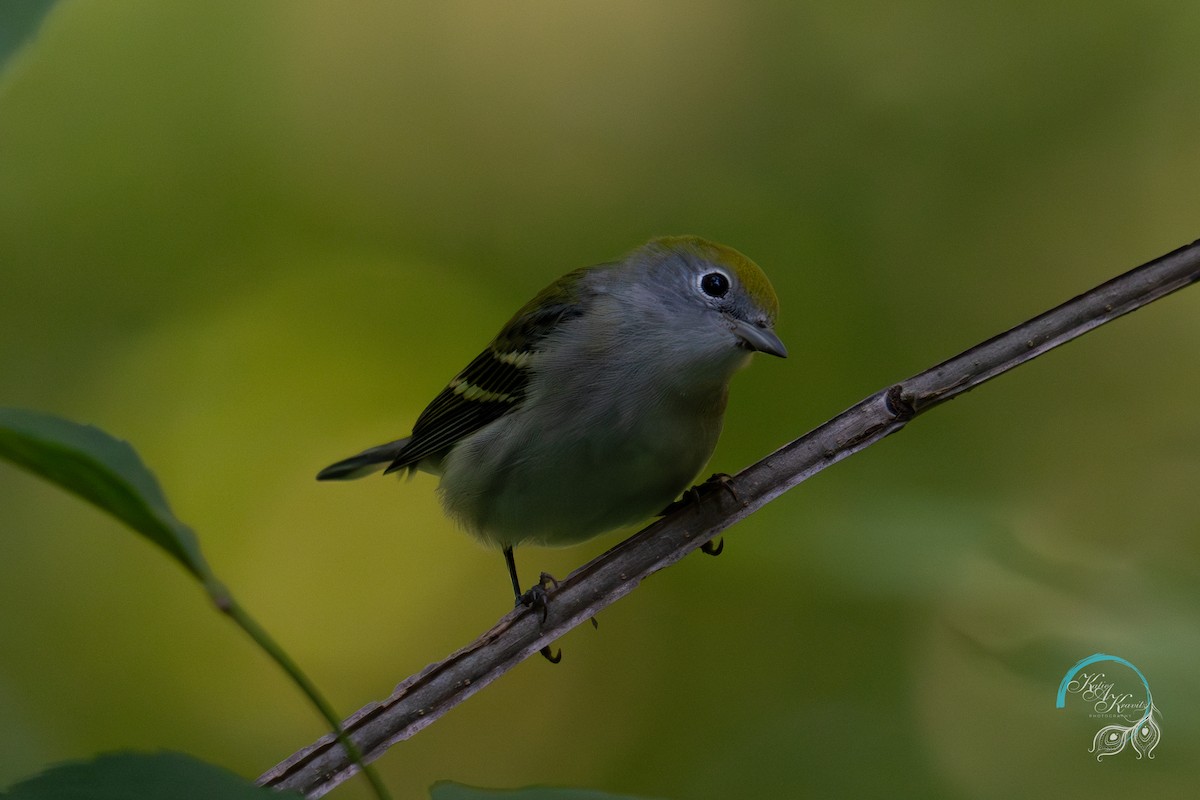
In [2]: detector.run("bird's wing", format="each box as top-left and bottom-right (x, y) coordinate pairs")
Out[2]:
(384, 269), (590, 472)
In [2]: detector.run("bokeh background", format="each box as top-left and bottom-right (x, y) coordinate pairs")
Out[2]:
(3, 2), (1200, 798)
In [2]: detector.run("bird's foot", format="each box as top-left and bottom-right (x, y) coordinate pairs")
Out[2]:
(515, 572), (562, 663)
(659, 472), (742, 516)
(516, 571), (559, 621)
(660, 474), (740, 558)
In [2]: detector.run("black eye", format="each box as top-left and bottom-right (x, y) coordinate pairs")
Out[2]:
(700, 271), (730, 298)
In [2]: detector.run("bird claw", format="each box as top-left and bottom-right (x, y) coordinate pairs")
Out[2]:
(660, 475), (738, 558)
(517, 573), (561, 664)
(701, 473), (742, 505)
(659, 472), (742, 516)
(517, 572), (559, 622)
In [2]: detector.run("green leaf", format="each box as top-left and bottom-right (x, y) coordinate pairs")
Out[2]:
(430, 783), (665, 800)
(3, 751), (304, 799)
(0, 0), (60, 76)
(0, 408), (211, 581)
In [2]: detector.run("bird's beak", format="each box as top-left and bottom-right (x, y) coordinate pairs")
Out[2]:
(730, 317), (788, 358)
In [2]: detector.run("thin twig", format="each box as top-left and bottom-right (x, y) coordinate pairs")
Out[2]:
(259, 239), (1200, 798)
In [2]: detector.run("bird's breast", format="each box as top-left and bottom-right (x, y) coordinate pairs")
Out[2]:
(437, 381), (727, 548)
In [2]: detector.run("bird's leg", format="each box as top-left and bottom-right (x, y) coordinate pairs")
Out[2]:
(503, 546), (561, 663)
(658, 473), (742, 556)
(503, 545), (523, 602)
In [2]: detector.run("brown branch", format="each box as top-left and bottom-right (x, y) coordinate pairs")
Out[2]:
(259, 239), (1200, 798)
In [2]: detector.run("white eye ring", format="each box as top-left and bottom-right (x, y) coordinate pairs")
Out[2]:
(698, 269), (731, 299)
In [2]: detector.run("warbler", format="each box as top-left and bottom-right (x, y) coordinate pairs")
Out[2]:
(318, 235), (785, 611)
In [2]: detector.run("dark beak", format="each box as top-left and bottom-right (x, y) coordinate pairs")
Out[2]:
(730, 318), (787, 358)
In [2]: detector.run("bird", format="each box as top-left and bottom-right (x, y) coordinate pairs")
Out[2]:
(318, 235), (785, 627)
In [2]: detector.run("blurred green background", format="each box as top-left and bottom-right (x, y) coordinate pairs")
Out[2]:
(2, 2), (1199, 798)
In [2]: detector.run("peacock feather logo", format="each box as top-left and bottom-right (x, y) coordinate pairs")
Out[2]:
(1056, 653), (1161, 761)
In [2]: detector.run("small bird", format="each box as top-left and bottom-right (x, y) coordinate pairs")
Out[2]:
(318, 236), (785, 619)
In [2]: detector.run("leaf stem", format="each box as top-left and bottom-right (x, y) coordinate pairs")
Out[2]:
(207, 579), (392, 800)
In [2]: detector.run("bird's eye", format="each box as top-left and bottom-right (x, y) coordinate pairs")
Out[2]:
(699, 271), (730, 298)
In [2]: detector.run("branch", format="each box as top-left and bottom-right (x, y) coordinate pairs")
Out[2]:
(259, 239), (1200, 798)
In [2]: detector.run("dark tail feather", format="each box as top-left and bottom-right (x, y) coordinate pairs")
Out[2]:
(316, 437), (411, 480)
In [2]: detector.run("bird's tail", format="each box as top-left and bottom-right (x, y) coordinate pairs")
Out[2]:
(316, 437), (411, 480)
